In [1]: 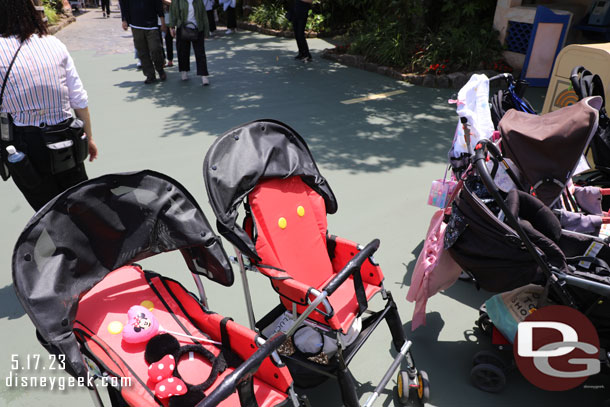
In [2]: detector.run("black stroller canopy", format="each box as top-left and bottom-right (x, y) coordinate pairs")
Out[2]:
(12, 170), (232, 379)
(204, 119), (337, 259)
(500, 96), (602, 206)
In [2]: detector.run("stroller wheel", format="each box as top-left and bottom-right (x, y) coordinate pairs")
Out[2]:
(415, 370), (430, 403)
(396, 370), (411, 406)
(470, 363), (506, 393)
(472, 350), (507, 371)
(476, 312), (493, 336)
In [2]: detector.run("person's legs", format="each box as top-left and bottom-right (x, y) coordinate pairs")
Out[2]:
(164, 27), (173, 62)
(293, 1), (311, 59)
(9, 130), (62, 211)
(207, 9), (217, 33)
(158, 28), (167, 62)
(132, 28), (155, 80)
(101, 0), (110, 15)
(55, 163), (88, 193)
(192, 31), (209, 84)
(145, 29), (165, 77)
(176, 28), (191, 76)
(226, 6), (236, 30)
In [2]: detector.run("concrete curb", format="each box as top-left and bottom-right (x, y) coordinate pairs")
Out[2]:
(321, 49), (502, 89)
(237, 21), (344, 39)
(49, 15), (76, 35)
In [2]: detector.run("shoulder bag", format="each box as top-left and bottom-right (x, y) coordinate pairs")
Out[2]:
(0, 41), (24, 181)
(178, 0), (200, 41)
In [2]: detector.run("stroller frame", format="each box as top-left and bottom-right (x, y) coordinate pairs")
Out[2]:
(12, 170), (303, 407)
(231, 243), (413, 407)
(472, 138), (610, 347)
(202, 119), (428, 407)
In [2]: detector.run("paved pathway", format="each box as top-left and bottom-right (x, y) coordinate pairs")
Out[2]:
(0, 3), (608, 407)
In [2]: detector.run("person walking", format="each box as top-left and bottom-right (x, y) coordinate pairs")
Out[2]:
(169, 0), (211, 86)
(0, 0), (98, 211)
(219, 0), (236, 34)
(119, 0), (167, 84)
(204, 0), (217, 36)
(101, 0), (111, 18)
(292, 0), (312, 62)
(160, 0), (174, 66)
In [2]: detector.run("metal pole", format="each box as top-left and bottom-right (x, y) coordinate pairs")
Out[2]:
(191, 273), (209, 308)
(88, 386), (105, 407)
(235, 247), (257, 331)
(285, 291), (329, 337)
(362, 340), (413, 407)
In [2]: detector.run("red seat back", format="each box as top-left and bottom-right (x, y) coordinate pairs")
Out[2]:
(249, 177), (333, 288)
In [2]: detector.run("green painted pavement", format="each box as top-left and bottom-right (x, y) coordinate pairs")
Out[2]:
(0, 3), (607, 407)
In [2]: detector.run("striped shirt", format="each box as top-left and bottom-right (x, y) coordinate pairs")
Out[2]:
(0, 35), (88, 127)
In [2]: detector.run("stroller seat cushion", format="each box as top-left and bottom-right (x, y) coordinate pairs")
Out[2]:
(74, 265), (291, 407)
(506, 189), (562, 242)
(250, 177), (332, 288)
(249, 177), (381, 333)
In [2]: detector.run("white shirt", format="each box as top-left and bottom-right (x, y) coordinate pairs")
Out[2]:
(0, 35), (88, 127)
(187, 0), (198, 27)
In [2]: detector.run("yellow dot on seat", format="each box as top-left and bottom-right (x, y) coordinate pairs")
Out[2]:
(278, 217), (287, 229)
(108, 321), (124, 335)
(297, 206), (305, 217)
(141, 300), (154, 310)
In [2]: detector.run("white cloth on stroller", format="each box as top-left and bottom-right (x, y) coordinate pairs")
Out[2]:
(450, 74), (495, 158)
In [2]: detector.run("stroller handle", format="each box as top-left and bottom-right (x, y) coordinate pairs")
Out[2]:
(323, 238), (380, 295)
(196, 332), (287, 407)
(488, 73), (514, 84)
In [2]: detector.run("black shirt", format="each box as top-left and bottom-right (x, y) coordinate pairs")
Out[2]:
(119, 0), (163, 28)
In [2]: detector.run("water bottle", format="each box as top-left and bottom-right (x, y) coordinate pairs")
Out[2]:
(6, 145), (41, 188)
(6, 145), (25, 163)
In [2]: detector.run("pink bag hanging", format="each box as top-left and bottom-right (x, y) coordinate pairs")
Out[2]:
(408, 181), (463, 330)
(427, 166), (458, 209)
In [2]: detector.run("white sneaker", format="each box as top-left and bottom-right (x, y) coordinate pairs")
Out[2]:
(201, 76), (209, 86)
(181, 71), (188, 81)
(225, 29), (234, 34)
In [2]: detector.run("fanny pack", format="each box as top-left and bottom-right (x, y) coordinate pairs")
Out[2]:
(41, 118), (88, 174)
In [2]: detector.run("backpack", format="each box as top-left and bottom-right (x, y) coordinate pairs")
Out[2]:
(570, 66), (610, 173)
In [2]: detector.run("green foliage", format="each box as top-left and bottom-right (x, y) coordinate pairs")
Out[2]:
(248, 0), (505, 73)
(43, 0), (63, 13)
(42, 0), (64, 25)
(43, 4), (59, 25)
(349, 21), (412, 67)
(248, 1), (291, 31)
(305, 9), (325, 33)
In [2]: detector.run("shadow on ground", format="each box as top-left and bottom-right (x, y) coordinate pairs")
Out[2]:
(0, 284), (25, 320)
(113, 32), (457, 173)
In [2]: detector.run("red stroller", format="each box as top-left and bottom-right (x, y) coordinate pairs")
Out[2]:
(12, 170), (301, 407)
(203, 120), (429, 407)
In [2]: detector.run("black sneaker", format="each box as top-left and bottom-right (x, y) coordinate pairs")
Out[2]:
(302, 55), (312, 63)
(158, 70), (167, 81)
(294, 53), (305, 60)
(144, 76), (156, 84)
